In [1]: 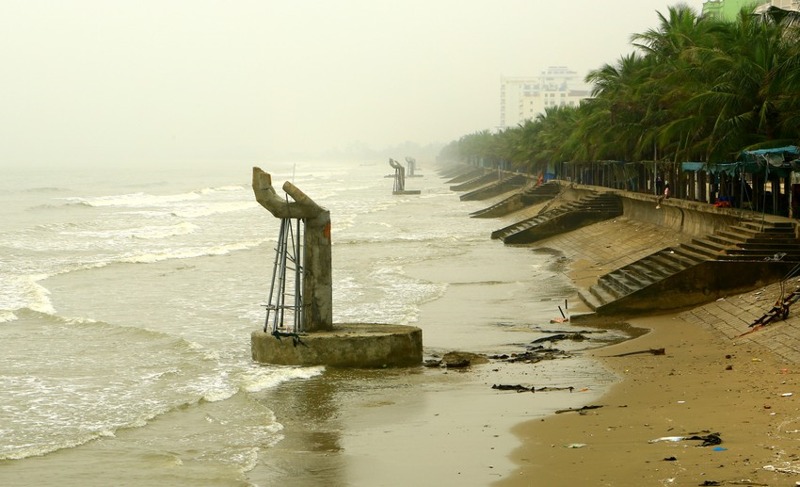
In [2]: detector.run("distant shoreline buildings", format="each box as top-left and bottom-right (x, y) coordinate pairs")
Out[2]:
(498, 2), (798, 130)
(498, 66), (591, 130)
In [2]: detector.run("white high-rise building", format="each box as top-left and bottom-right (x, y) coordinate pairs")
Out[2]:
(499, 66), (591, 130)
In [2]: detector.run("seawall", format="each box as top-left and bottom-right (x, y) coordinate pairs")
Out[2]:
(449, 167), (800, 364)
(520, 177), (790, 238)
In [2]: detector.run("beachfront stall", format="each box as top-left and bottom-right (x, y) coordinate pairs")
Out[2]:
(552, 146), (800, 217)
(556, 160), (679, 197)
(681, 146), (800, 216)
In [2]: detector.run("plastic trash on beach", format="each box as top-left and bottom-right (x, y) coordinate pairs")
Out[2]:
(649, 436), (685, 443)
(763, 464), (800, 475)
(565, 443), (586, 449)
(650, 433), (722, 446)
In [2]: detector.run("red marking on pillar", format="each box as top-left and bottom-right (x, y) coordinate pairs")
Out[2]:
(323, 222), (331, 241)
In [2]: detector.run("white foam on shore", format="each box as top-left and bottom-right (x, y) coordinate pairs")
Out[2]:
(63, 191), (201, 208)
(240, 365), (325, 393)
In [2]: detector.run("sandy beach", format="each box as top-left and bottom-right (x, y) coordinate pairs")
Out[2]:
(500, 309), (800, 486)
(495, 218), (800, 486)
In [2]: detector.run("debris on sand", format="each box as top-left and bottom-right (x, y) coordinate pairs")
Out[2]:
(607, 348), (665, 358)
(489, 346), (571, 363)
(491, 384), (575, 393)
(555, 405), (604, 414)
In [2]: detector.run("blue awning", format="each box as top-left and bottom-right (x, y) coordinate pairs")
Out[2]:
(681, 162), (740, 175)
(739, 146), (800, 160)
(682, 156), (800, 177)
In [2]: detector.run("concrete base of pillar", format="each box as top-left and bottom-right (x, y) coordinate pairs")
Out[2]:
(392, 190), (421, 195)
(251, 323), (423, 368)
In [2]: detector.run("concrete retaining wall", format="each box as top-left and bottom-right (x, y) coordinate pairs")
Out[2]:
(499, 176), (783, 239)
(615, 189), (753, 237)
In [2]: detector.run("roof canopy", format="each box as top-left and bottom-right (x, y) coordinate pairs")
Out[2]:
(682, 146), (800, 177)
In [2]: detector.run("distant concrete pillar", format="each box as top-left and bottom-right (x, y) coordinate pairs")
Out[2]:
(252, 167), (332, 332)
(405, 156), (416, 177)
(389, 158), (405, 192)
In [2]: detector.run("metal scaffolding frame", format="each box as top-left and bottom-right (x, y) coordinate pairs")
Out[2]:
(263, 217), (304, 334)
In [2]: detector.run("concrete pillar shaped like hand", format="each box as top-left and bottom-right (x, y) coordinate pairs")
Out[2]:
(252, 167), (332, 332)
(389, 158), (405, 191)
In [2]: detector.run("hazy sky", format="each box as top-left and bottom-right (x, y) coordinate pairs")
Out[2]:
(1, 0), (704, 168)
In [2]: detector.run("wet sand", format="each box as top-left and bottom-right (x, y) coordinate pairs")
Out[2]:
(329, 281), (617, 487)
(257, 232), (620, 486)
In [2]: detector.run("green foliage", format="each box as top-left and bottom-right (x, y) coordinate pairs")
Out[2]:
(441, 5), (800, 167)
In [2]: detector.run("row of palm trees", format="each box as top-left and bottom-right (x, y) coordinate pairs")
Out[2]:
(438, 6), (800, 174)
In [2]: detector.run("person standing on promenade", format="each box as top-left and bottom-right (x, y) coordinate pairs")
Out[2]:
(656, 182), (670, 209)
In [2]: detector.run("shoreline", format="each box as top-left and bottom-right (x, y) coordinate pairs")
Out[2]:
(251, 212), (624, 486)
(255, 194), (800, 486)
(472, 200), (800, 485)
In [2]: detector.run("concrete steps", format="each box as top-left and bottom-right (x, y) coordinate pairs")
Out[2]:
(460, 174), (528, 201)
(444, 167), (487, 184)
(580, 219), (800, 313)
(470, 181), (561, 218)
(716, 221), (800, 261)
(450, 172), (501, 192)
(490, 192), (622, 244)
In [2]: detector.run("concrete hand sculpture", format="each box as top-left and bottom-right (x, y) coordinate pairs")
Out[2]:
(252, 167), (327, 220)
(252, 167), (332, 331)
(249, 167), (423, 367)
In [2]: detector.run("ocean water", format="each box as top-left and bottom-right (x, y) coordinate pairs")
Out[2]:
(0, 160), (616, 486)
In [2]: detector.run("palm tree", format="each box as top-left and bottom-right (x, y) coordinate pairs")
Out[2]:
(584, 53), (654, 161)
(683, 9), (791, 161)
(629, 5), (715, 163)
